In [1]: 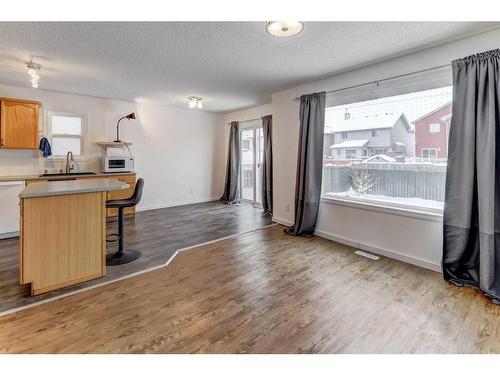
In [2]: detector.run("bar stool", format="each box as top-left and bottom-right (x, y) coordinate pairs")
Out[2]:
(106, 178), (144, 266)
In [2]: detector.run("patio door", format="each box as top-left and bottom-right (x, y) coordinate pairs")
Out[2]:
(240, 121), (263, 206)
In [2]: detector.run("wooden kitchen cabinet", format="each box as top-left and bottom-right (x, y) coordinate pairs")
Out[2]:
(106, 174), (136, 218)
(0, 98), (40, 149)
(19, 191), (107, 295)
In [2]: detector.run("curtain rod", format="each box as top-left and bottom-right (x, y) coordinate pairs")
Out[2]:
(227, 116), (264, 125)
(292, 63), (451, 101)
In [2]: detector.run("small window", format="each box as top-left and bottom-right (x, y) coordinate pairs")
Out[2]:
(342, 132), (348, 139)
(337, 149), (341, 156)
(422, 148), (438, 159)
(49, 113), (84, 156)
(345, 149), (357, 159)
(371, 129), (377, 137)
(362, 149), (367, 157)
(429, 123), (440, 133)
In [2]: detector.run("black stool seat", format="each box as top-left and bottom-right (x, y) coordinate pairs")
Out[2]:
(106, 178), (144, 266)
(106, 199), (136, 208)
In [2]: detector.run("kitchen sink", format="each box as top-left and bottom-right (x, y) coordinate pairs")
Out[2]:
(40, 172), (97, 177)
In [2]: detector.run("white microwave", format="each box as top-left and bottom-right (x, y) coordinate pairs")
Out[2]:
(103, 156), (134, 173)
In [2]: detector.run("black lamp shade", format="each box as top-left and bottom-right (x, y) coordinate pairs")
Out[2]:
(115, 112), (136, 142)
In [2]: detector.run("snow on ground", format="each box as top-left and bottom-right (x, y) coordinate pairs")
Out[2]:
(324, 190), (444, 211)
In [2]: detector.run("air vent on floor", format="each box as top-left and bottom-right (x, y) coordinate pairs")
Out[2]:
(354, 250), (380, 260)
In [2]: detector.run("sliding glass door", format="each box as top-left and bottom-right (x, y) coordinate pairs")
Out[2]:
(240, 121), (263, 206)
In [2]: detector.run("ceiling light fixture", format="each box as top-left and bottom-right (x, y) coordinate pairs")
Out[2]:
(26, 60), (41, 88)
(266, 21), (303, 37)
(188, 96), (203, 109)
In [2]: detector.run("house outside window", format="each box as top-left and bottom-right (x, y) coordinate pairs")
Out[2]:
(241, 139), (251, 151)
(429, 123), (441, 133)
(243, 168), (253, 189)
(323, 85), (452, 214)
(49, 112), (85, 157)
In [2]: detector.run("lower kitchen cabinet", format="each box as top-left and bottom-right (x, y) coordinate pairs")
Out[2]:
(105, 174), (136, 218)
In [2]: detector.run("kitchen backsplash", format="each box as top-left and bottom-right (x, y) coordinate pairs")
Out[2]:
(0, 149), (102, 176)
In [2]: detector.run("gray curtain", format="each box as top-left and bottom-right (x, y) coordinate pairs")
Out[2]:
(285, 92), (326, 236)
(262, 115), (273, 215)
(443, 49), (500, 305)
(221, 121), (240, 204)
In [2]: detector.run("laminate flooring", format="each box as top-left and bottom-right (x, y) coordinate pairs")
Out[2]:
(0, 201), (272, 312)
(1, 225), (499, 353)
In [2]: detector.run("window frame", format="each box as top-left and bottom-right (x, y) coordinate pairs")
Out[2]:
(422, 148), (438, 159)
(47, 111), (87, 160)
(322, 72), (452, 218)
(429, 123), (441, 133)
(345, 149), (357, 159)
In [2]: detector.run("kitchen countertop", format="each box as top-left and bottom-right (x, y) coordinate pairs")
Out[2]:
(19, 179), (129, 198)
(0, 171), (135, 182)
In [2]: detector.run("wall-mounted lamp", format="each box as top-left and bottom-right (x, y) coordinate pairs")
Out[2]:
(115, 112), (136, 143)
(188, 96), (203, 109)
(26, 60), (41, 88)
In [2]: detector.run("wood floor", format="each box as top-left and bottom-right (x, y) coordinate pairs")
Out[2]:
(0, 224), (499, 354)
(0, 201), (272, 312)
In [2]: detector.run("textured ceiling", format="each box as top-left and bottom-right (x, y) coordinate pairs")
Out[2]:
(0, 22), (498, 112)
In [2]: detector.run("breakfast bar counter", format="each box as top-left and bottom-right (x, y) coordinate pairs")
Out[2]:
(19, 178), (128, 198)
(18, 179), (129, 295)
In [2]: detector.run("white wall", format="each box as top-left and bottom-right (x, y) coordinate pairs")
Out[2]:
(0, 84), (225, 211)
(226, 27), (500, 272)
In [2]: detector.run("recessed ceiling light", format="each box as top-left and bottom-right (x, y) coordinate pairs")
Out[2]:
(266, 21), (303, 37)
(188, 96), (203, 109)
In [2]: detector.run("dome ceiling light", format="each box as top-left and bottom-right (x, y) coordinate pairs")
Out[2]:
(265, 21), (304, 38)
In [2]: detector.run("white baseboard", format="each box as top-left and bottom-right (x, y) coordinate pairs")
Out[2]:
(313, 229), (358, 249)
(314, 228), (441, 273)
(272, 217), (441, 273)
(0, 231), (19, 240)
(137, 196), (220, 212)
(272, 216), (293, 226)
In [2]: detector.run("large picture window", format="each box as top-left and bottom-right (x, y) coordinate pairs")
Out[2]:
(322, 86), (452, 213)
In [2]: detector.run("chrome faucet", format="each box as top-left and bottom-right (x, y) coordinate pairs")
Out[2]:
(65, 151), (75, 174)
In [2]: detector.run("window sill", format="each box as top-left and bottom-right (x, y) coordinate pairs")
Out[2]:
(320, 196), (443, 222)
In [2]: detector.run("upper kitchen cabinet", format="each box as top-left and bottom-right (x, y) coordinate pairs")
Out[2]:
(0, 98), (40, 149)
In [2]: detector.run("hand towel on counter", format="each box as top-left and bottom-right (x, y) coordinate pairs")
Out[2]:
(39, 137), (52, 158)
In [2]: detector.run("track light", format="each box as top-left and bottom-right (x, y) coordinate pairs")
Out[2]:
(26, 60), (41, 88)
(188, 96), (203, 110)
